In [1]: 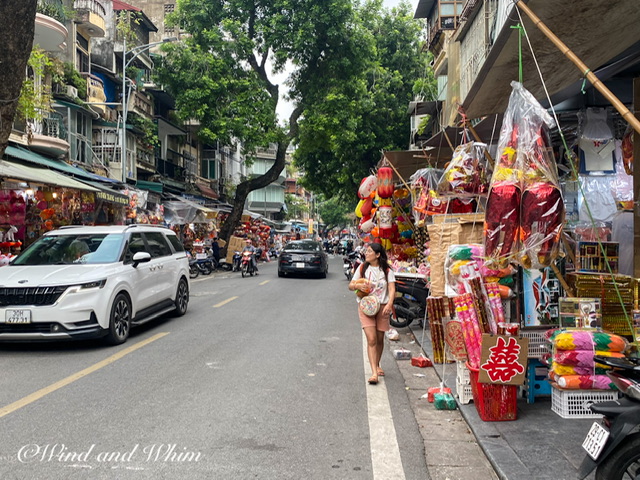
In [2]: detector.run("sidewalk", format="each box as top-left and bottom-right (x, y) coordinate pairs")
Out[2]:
(400, 324), (596, 480)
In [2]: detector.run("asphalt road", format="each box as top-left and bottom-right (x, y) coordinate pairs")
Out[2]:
(0, 256), (428, 480)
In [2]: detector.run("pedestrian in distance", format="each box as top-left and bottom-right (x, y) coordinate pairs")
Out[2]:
(348, 242), (396, 385)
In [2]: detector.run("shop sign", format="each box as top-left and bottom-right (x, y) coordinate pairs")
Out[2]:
(96, 190), (129, 206)
(478, 334), (529, 385)
(2, 181), (25, 190)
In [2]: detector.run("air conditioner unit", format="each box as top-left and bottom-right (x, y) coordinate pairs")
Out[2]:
(66, 85), (78, 98)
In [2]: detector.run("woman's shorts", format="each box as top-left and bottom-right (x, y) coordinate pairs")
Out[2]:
(358, 303), (390, 332)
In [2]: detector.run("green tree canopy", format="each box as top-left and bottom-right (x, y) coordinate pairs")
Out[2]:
(317, 195), (352, 231)
(294, 1), (433, 200)
(158, 0), (374, 242)
(156, 0), (430, 242)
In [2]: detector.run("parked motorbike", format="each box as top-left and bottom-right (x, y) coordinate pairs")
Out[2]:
(241, 251), (257, 277)
(188, 257), (200, 279)
(343, 250), (362, 280)
(579, 355), (640, 480)
(232, 251), (242, 272)
(390, 273), (429, 329)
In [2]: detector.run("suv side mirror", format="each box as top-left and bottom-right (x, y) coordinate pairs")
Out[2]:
(132, 251), (151, 268)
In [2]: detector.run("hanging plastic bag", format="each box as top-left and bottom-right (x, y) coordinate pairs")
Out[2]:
(436, 142), (490, 198)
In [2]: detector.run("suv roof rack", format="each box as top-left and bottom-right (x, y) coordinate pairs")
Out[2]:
(124, 224), (170, 230)
(56, 225), (84, 230)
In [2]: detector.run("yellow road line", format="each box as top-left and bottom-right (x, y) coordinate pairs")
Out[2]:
(0, 332), (169, 419)
(214, 296), (238, 308)
(259, 280), (270, 286)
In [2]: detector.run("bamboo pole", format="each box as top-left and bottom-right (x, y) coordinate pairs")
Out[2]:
(516, 1), (640, 136)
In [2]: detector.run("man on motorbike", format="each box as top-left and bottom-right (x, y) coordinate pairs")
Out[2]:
(242, 239), (258, 274)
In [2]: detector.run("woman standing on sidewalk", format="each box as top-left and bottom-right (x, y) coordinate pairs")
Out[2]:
(348, 243), (396, 385)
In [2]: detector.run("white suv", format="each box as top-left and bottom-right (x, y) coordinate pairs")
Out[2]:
(0, 225), (190, 345)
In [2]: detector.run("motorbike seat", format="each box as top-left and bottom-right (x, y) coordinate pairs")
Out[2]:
(590, 396), (640, 416)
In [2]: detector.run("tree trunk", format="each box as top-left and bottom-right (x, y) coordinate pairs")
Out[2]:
(219, 139), (289, 246)
(0, 0), (38, 157)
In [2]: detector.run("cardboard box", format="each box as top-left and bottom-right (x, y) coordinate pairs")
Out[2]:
(427, 213), (485, 297)
(224, 235), (246, 264)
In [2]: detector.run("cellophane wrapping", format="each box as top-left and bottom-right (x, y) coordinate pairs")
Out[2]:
(484, 81), (565, 269)
(436, 142), (490, 198)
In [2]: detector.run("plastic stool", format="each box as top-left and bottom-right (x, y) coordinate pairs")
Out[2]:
(524, 359), (551, 404)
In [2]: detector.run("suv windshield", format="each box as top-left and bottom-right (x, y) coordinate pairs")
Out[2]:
(12, 233), (126, 266)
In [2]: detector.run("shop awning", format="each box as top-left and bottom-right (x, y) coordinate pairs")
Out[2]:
(78, 180), (130, 206)
(460, 0), (640, 119)
(5, 145), (98, 182)
(0, 159), (99, 192)
(195, 183), (219, 200)
(136, 179), (163, 193)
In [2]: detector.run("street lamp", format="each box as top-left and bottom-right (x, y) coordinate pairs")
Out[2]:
(120, 37), (177, 183)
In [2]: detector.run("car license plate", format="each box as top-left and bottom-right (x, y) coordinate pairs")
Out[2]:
(5, 309), (32, 324)
(295, 262), (305, 268)
(582, 421), (610, 460)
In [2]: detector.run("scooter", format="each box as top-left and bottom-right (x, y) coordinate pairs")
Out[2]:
(390, 273), (429, 329)
(232, 251), (242, 272)
(188, 257), (199, 279)
(241, 251), (257, 277)
(578, 355), (640, 480)
(343, 251), (362, 280)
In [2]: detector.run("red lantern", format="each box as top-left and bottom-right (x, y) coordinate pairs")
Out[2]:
(377, 167), (394, 199)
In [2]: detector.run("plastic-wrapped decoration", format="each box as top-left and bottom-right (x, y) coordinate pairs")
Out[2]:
(437, 142), (490, 198)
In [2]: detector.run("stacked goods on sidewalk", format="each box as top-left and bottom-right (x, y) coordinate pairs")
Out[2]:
(547, 329), (625, 418)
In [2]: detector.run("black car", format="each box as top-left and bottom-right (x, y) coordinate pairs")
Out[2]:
(277, 240), (328, 278)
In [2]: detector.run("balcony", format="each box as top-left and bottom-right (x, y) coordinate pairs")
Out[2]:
(129, 91), (154, 119)
(27, 112), (70, 157)
(73, 0), (106, 38)
(82, 73), (106, 115)
(34, 11), (68, 52)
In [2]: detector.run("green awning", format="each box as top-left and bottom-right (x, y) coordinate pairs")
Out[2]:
(136, 179), (163, 193)
(0, 159), (99, 192)
(5, 145), (97, 182)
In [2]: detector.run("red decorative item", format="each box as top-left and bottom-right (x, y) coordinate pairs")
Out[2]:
(519, 182), (563, 268)
(411, 356), (433, 368)
(484, 182), (520, 268)
(427, 386), (451, 403)
(377, 167), (394, 199)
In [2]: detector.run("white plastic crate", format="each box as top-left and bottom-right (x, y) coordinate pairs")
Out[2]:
(456, 377), (473, 405)
(551, 386), (619, 419)
(457, 361), (470, 384)
(520, 329), (550, 359)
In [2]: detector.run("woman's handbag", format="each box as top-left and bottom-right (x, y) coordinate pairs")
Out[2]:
(359, 294), (381, 317)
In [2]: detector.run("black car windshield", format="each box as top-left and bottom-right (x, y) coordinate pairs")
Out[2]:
(12, 233), (126, 265)
(284, 241), (320, 252)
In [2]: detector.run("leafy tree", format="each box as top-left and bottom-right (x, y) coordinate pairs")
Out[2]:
(294, 0), (432, 200)
(0, 1), (38, 156)
(317, 195), (352, 231)
(284, 193), (309, 221)
(156, 0), (376, 244)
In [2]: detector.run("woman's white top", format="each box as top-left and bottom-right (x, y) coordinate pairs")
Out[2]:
(353, 265), (396, 305)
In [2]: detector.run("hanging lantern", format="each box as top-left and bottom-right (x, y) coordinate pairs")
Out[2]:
(378, 204), (393, 239)
(358, 175), (378, 199)
(377, 167), (394, 199)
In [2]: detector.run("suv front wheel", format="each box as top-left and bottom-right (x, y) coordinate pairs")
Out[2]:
(105, 293), (131, 345)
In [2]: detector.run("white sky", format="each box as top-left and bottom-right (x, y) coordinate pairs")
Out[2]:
(275, 0), (420, 122)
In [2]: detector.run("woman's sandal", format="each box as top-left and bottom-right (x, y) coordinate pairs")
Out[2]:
(377, 368), (385, 377)
(368, 376), (378, 385)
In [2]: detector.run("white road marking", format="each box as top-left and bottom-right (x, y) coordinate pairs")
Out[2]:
(362, 331), (406, 480)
